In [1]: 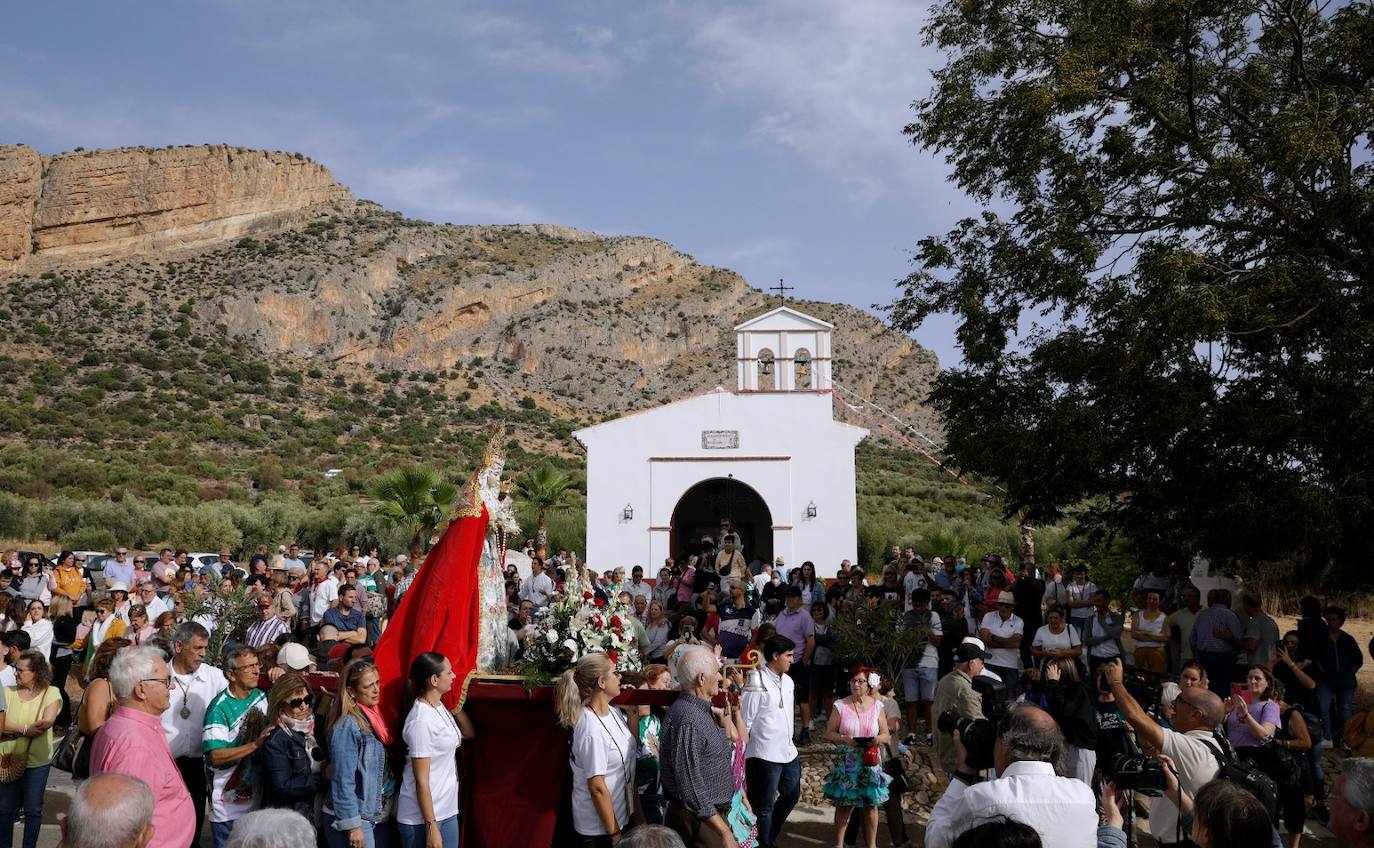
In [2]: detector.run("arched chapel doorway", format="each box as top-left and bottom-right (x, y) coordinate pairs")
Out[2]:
(670, 477), (773, 565)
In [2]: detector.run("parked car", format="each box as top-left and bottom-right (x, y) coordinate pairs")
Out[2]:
(189, 552), (247, 580)
(17, 550), (56, 570)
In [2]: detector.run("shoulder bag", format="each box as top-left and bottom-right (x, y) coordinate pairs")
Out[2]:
(0, 689), (52, 782)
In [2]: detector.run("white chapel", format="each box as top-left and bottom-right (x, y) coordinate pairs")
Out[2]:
(574, 306), (868, 577)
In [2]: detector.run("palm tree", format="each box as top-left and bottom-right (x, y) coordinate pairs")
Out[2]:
(514, 465), (572, 557)
(368, 466), (459, 561)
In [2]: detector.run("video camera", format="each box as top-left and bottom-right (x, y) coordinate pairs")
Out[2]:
(1106, 752), (1164, 795)
(937, 710), (998, 771)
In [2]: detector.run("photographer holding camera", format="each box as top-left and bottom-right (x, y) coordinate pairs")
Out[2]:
(1102, 658), (1227, 846)
(931, 641), (988, 776)
(925, 704), (1098, 848)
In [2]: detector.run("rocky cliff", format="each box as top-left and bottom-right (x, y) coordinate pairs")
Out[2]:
(0, 144), (352, 271)
(0, 145), (941, 467)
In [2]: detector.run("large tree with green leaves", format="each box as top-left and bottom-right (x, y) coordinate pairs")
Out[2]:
(514, 465), (573, 557)
(893, 0), (1374, 578)
(368, 466), (459, 561)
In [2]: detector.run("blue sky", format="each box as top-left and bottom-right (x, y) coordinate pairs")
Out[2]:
(2, 0), (977, 368)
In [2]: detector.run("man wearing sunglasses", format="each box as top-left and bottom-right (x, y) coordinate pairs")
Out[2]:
(1103, 658), (1227, 847)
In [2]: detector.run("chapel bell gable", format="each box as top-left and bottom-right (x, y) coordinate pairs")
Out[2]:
(735, 306), (833, 392)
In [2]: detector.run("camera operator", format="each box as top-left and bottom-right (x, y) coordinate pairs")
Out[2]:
(932, 641), (989, 776)
(1103, 658), (1226, 847)
(925, 705), (1097, 848)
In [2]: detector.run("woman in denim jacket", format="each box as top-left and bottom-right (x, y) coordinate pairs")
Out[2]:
(325, 659), (398, 848)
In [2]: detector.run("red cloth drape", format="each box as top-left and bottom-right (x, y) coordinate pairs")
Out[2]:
(372, 504), (488, 730)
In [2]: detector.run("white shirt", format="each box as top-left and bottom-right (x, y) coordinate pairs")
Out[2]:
(979, 611), (1024, 669)
(1067, 580), (1097, 620)
(740, 666), (797, 763)
(751, 573), (774, 597)
(902, 571), (927, 612)
(163, 662), (230, 759)
(916, 610), (942, 669)
(398, 700), (463, 825)
(624, 580), (652, 604)
(309, 576), (339, 626)
(569, 706), (634, 836)
(926, 760), (1098, 848)
(1149, 729), (1222, 844)
(519, 572), (556, 608)
(138, 594), (170, 622)
(21, 618), (53, 658)
(1088, 614), (1121, 659)
(1032, 624), (1080, 655)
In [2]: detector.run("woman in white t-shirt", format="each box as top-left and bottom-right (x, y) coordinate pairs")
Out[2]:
(555, 652), (642, 845)
(1030, 606), (1083, 671)
(397, 652), (475, 848)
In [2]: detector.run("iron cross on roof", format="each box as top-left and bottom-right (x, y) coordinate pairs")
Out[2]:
(769, 279), (794, 304)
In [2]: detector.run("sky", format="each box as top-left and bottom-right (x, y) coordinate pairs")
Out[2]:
(1, 0), (979, 368)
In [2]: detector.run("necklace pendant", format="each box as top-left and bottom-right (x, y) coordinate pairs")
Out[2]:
(180, 704), (192, 720)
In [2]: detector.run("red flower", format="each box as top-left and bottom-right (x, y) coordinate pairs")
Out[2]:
(594, 596), (607, 608)
(583, 591), (594, 600)
(593, 615), (604, 628)
(607, 651), (619, 663)
(610, 616), (623, 628)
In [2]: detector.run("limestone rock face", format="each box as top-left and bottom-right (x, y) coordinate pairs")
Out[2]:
(0, 145), (40, 267)
(0, 144), (352, 270)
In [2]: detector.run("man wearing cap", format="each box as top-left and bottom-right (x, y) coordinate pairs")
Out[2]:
(269, 642), (313, 682)
(104, 548), (135, 591)
(979, 595), (1025, 699)
(245, 595), (289, 649)
(932, 640), (989, 775)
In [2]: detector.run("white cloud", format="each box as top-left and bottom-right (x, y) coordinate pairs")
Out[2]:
(359, 162), (542, 224)
(683, 0), (948, 201)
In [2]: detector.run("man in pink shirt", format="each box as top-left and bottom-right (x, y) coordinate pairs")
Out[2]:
(90, 645), (195, 848)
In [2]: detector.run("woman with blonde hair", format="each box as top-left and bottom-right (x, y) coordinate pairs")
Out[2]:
(46, 595), (77, 729)
(325, 658), (396, 848)
(270, 569), (296, 623)
(555, 652), (641, 845)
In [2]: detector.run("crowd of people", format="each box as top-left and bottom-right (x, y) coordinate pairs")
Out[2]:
(3, 538), (1374, 848)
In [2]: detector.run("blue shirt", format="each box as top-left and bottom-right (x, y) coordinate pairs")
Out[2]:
(1191, 604), (1243, 654)
(322, 606), (365, 634)
(103, 560), (135, 588)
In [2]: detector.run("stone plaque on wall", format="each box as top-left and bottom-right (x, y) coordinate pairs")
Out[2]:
(701, 430), (740, 449)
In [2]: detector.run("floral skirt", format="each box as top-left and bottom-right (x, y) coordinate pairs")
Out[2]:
(822, 747), (890, 808)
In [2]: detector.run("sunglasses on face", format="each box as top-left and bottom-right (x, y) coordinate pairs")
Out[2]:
(285, 694), (314, 709)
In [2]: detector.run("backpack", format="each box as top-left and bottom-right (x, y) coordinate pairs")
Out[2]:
(1199, 732), (1280, 823)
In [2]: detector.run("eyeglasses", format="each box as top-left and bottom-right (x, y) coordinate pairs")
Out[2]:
(286, 695), (315, 709)
(141, 676), (173, 689)
(1174, 694), (1203, 715)
(234, 664), (262, 674)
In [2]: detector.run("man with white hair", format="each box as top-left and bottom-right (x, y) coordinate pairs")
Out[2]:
(661, 646), (742, 847)
(90, 645), (195, 848)
(62, 773), (157, 848)
(224, 808), (316, 848)
(1330, 757), (1374, 847)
